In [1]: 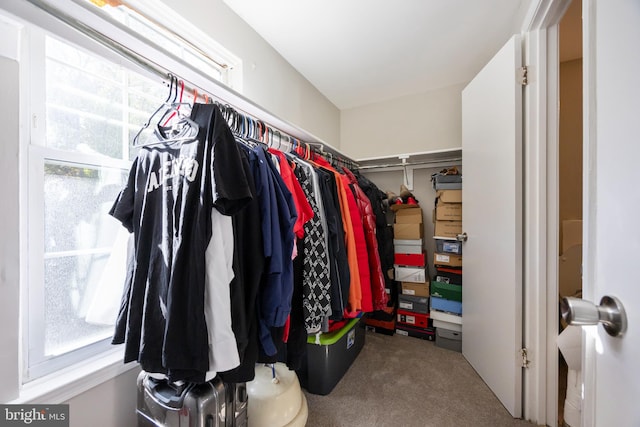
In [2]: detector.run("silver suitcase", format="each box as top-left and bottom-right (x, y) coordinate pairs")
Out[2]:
(137, 371), (248, 427)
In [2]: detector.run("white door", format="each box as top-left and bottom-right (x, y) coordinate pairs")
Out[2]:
(582, 2), (640, 425)
(461, 35), (523, 417)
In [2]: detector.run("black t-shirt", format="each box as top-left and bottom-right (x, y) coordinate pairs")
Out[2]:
(219, 146), (265, 383)
(110, 103), (251, 382)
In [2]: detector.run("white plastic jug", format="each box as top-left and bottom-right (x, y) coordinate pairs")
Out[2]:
(246, 363), (308, 427)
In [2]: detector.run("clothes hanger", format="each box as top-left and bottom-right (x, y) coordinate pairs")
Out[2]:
(190, 88), (199, 106)
(233, 109), (241, 134)
(256, 120), (262, 143)
(234, 115), (258, 149)
(235, 116), (258, 149)
(305, 143), (311, 161)
(132, 74), (176, 146)
(133, 76), (199, 147)
(273, 130), (282, 151)
(159, 79), (188, 127)
(227, 107), (238, 134)
(259, 121), (267, 145)
(267, 127), (273, 148)
(247, 117), (255, 140)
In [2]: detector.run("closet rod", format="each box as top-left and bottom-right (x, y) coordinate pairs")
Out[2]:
(307, 143), (360, 169)
(358, 158), (462, 170)
(25, 0), (358, 164)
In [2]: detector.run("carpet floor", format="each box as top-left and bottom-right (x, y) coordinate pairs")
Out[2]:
(303, 330), (538, 427)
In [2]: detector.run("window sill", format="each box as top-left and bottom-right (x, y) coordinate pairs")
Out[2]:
(9, 348), (139, 404)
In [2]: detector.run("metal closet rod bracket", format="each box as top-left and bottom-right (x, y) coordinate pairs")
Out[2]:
(398, 154), (416, 191)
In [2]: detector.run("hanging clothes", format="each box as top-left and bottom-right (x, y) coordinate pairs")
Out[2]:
(203, 208), (238, 379)
(355, 171), (396, 306)
(219, 146), (265, 383)
(312, 157), (363, 317)
(342, 167), (389, 311)
(290, 155), (332, 333)
(236, 144), (297, 357)
(256, 148), (312, 369)
(269, 148), (313, 241)
(313, 167), (350, 322)
(340, 174), (373, 313)
(109, 103), (252, 383)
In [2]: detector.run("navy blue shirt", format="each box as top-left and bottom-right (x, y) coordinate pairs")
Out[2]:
(239, 145), (297, 356)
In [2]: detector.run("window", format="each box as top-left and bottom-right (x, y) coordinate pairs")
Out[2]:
(81, 0), (239, 90)
(99, 3), (225, 83)
(25, 33), (166, 381)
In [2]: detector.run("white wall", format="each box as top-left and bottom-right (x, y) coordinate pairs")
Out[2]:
(158, 0), (341, 148)
(340, 83), (465, 160)
(64, 368), (140, 427)
(0, 56), (20, 404)
(559, 58), (583, 224)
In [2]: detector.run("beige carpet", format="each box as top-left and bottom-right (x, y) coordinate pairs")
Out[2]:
(303, 331), (537, 427)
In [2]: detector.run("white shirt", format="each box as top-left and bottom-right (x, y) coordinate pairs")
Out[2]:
(204, 208), (240, 380)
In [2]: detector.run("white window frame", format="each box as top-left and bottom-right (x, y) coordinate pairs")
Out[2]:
(24, 24), (172, 383)
(83, 0), (240, 90)
(0, 0), (243, 403)
(20, 23), (157, 397)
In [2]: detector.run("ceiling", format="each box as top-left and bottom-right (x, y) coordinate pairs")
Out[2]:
(223, 0), (534, 110)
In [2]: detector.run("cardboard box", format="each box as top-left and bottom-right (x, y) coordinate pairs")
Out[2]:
(397, 309), (430, 329)
(434, 182), (461, 190)
(394, 252), (426, 267)
(434, 267), (463, 286)
(430, 309), (462, 325)
(365, 324), (395, 336)
(394, 239), (423, 246)
(430, 309), (462, 323)
(365, 310), (396, 335)
(436, 328), (462, 352)
(433, 319), (462, 333)
(400, 282), (430, 297)
(431, 296), (462, 315)
(395, 266), (426, 283)
(395, 207), (423, 224)
(435, 203), (462, 221)
(394, 223), (424, 239)
(434, 252), (462, 268)
(395, 325), (436, 341)
(432, 173), (462, 190)
(394, 239), (423, 254)
(434, 220), (462, 239)
(435, 239), (462, 255)
(436, 189), (462, 204)
(398, 294), (430, 314)
(431, 281), (462, 302)
(395, 245), (423, 255)
(390, 203), (422, 212)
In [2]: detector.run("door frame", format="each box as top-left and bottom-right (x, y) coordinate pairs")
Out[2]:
(580, 1), (596, 425)
(520, 0), (572, 425)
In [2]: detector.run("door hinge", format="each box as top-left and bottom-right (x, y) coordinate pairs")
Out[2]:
(518, 66), (528, 86)
(520, 348), (530, 368)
